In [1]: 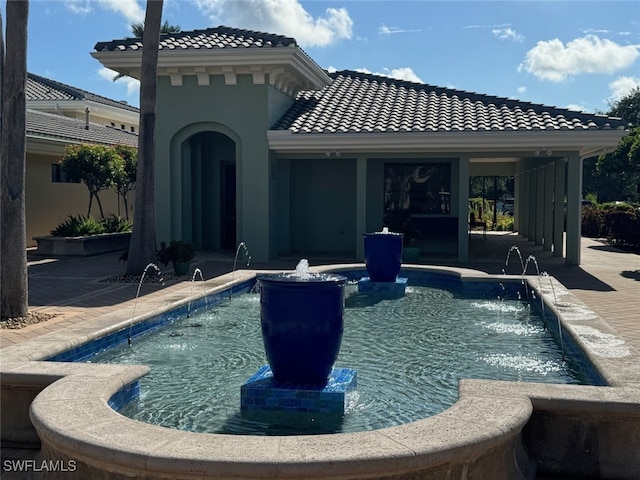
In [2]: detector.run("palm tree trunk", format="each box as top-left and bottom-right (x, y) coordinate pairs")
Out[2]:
(1, 7), (5, 311)
(126, 0), (163, 275)
(1, 0), (29, 318)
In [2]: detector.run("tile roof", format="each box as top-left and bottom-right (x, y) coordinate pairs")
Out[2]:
(273, 70), (627, 134)
(27, 73), (139, 113)
(94, 25), (297, 52)
(27, 109), (138, 147)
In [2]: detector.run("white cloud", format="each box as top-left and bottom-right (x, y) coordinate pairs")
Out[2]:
(517, 86), (527, 94)
(386, 67), (422, 83)
(379, 25), (422, 35)
(193, 0), (353, 47)
(64, 0), (93, 15)
(98, 67), (140, 98)
(518, 35), (640, 82)
(608, 76), (640, 101)
(565, 103), (589, 112)
(97, 0), (145, 24)
(463, 23), (510, 30)
(64, 0), (144, 23)
(492, 27), (524, 42)
(355, 67), (423, 83)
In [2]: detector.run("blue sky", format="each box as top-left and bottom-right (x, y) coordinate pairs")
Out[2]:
(19, 0), (640, 113)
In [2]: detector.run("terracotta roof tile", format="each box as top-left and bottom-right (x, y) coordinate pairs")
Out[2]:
(272, 70), (627, 133)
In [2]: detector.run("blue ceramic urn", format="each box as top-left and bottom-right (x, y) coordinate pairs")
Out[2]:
(363, 231), (403, 282)
(258, 271), (347, 385)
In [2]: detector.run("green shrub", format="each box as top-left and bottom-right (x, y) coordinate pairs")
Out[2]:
(494, 214), (514, 231)
(604, 209), (640, 248)
(50, 214), (132, 237)
(581, 205), (605, 237)
(50, 214), (106, 236)
(156, 240), (195, 266)
(101, 214), (133, 233)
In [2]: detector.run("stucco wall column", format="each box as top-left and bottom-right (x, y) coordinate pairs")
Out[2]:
(169, 142), (187, 242)
(543, 163), (554, 251)
(535, 166), (545, 245)
(356, 156), (367, 260)
(553, 159), (566, 257)
(457, 155), (470, 262)
(192, 142), (203, 245)
(241, 153), (271, 262)
(565, 153), (582, 265)
(513, 173), (521, 232)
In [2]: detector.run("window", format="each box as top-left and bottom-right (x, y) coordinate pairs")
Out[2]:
(384, 163), (451, 214)
(51, 164), (79, 183)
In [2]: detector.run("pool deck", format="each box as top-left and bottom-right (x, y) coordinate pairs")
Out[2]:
(1, 232), (639, 479)
(2, 232), (638, 353)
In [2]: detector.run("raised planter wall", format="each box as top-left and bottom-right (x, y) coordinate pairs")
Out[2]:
(33, 233), (131, 257)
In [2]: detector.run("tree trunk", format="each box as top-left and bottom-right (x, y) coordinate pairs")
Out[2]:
(1, 0), (29, 319)
(126, 0), (163, 275)
(1, 8), (5, 314)
(94, 191), (105, 219)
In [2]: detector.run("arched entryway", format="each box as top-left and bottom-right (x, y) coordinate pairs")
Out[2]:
(180, 131), (237, 251)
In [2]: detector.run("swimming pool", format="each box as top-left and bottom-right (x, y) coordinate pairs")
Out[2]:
(88, 270), (600, 435)
(12, 264), (637, 480)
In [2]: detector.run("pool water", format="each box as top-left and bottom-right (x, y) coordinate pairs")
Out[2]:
(93, 282), (591, 435)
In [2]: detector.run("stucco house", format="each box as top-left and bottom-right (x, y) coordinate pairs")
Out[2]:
(92, 26), (628, 265)
(25, 73), (139, 245)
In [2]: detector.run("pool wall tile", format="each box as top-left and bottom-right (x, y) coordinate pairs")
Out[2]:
(241, 365), (357, 415)
(46, 279), (254, 363)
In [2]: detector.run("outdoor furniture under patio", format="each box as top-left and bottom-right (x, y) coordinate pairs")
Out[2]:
(469, 212), (487, 239)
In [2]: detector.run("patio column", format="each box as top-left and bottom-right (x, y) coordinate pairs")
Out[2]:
(543, 163), (554, 251)
(356, 156), (367, 260)
(520, 171), (529, 238)
(553, 159), (566, 257)
(457, 155), (470, 262)
(535, 166), (545, 245)
(528, 169), (536, 241)
(513, 172), (521, 232)
(565, 152), (582, 265)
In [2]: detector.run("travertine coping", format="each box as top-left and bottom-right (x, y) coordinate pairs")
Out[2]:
(3, 264), (640, 479)
(29, 369), (533, 479)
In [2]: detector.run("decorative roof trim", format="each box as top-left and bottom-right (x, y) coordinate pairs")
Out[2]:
(267, 130), (626, 158)
(92, 34), (330, 96)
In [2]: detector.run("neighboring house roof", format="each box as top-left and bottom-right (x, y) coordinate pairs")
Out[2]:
(27, 72), (139, 114)
(94, 25), (298, 52)
(273, 70), (627, 134)
(27, 109), (138, 148)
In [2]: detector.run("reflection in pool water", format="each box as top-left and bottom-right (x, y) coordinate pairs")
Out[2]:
(93, 281), (592, 435)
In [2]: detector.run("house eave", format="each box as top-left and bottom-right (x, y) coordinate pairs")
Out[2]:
(92, 47), (330, 96)
(267, 129), (628, 158)
(28, 99), (139, 126)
